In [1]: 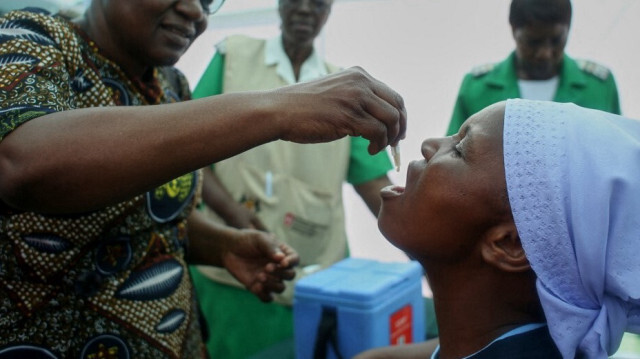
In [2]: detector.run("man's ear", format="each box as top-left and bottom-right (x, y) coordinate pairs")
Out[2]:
(480, 222), (530, 272)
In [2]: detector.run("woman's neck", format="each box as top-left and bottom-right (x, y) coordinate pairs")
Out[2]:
(426, 264), (543, 359)
(73, 9), (148, 78)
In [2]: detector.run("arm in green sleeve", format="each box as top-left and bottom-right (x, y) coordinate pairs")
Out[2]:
(347, 136), (393, 185)
(348, 136), (393, 216)
(447, 77), (470, 136)
(609, 74), (622, 115)
(192, 52), (225, 99)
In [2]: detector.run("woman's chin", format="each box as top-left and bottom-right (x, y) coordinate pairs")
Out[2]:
(377, 209), (399, 242)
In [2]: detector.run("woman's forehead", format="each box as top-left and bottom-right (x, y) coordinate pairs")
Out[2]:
(463, 102), (506, 141)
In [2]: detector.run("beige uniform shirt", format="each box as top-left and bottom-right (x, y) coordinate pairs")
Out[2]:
(197, 35), (348, 305)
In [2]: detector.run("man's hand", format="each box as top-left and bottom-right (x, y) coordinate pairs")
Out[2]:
(222, 230), (299, 302)
(187, 211), (297, 302)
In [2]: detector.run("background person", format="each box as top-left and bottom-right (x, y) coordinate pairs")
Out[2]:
(0, 0), (406, 357)
(446, 0), (620, 136)
(189, 0), (394, 357)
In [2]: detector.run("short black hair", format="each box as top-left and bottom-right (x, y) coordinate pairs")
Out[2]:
(509, 0), (572, 28)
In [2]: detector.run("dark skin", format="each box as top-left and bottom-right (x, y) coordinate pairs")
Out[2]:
(279, 0), (333, 81)
(203, 0), (391, 230)
(353, 338), (439, 359)
(201, 169), (268, 230)
(367, 103), (544, 358)
(0, 0), (406, 301)
(512, 21), (569, 80)
(429, 242), (541, 358)
(186, 210), (294, 302)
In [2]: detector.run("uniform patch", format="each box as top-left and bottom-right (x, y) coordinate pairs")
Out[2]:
(283, 212), (328, 236)
(239, 194), (261, 213)
(576, 59), (610, 81)
(471, 63), (495, 77)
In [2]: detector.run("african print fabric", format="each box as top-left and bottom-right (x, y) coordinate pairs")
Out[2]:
(0, 8), (205, 359)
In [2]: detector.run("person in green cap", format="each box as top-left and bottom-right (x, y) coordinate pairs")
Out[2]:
(446, 0), (620, 136)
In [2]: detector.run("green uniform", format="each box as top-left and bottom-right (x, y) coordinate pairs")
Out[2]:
(447, 52), (621, 135)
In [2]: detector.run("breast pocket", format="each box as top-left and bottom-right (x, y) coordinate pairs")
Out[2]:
(220, 163), (338, 267)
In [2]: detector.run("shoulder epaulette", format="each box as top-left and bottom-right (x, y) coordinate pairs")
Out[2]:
(470, 63), (495, 77)
(576, 59), (610, 81)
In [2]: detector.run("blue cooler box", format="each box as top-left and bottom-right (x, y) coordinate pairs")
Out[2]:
(293, 258), (425, 359)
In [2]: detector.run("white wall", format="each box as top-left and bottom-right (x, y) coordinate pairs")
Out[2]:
(176, 0), (640, 267)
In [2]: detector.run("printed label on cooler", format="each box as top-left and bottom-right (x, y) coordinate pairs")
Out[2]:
(390, 305), (413, 345)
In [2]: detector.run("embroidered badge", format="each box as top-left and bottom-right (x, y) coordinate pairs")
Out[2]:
(283, 212), (328, 236)
(239, 194), (261, 213)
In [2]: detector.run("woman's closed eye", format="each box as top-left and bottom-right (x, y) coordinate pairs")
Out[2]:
(451, 125), (472, 159)
(452, 141), (464, 158)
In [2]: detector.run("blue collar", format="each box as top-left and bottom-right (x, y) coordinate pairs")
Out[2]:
(430, 323), (547, 359)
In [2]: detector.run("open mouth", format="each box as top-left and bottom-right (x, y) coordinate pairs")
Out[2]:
(380, 185), (405, 198)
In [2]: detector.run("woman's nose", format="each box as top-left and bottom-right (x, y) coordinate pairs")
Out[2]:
(421, 137), (442, 161)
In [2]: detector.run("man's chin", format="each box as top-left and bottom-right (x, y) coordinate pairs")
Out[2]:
(526, 65), (559, 80)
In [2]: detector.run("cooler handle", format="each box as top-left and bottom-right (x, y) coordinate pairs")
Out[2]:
(313, 308), (344, 359)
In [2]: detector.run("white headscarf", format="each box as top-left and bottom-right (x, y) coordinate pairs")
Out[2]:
(503, 99), (640, 358)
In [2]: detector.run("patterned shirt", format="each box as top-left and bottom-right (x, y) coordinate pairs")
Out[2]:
(0, 9), (205, 359)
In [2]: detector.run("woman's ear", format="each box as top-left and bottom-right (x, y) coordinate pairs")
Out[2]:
(480, 222), (530, 272)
